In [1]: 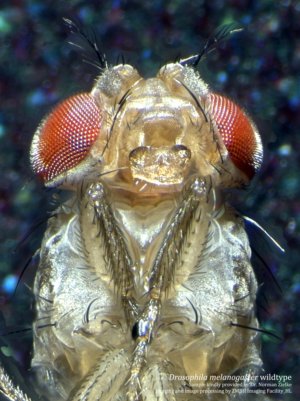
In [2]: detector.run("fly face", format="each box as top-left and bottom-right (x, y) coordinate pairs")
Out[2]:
(22, 60), (265, 401)
(31, 63), (262, 190)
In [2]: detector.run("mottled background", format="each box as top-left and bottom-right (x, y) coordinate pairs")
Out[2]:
(0, 0), (299, 399)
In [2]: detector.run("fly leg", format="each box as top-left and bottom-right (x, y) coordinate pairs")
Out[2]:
(87, 183), (138, 322)
(127, 178), (207, 401)
(68, 349), (131, 401)
(127, 297), (161, 401)
(0, 362), (32, 401)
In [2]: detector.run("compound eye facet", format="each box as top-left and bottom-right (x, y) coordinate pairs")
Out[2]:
(208, 93), (263, 179)
(30, 93), (102, 184)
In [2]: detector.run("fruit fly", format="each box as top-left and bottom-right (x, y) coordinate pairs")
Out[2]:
(1, 24), (275, 401)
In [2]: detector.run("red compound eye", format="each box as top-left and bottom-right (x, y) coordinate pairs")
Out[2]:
(208, 93), (263, 179)
(31, 93), (102, 183)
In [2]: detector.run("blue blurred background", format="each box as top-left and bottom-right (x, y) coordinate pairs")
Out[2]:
(0, 0), (299, 399)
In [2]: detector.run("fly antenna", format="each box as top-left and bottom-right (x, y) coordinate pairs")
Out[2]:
(63, 17), (107, 70)
(180, 23), (243, 67)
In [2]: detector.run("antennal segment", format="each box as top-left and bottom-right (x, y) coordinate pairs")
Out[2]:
(180, 23), (243, 67)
